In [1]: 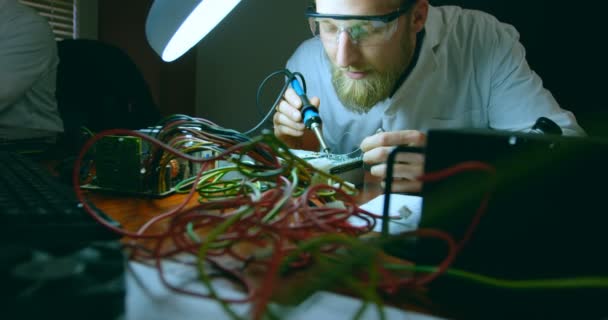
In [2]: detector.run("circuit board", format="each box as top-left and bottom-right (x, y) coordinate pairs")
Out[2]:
(290, 149), (365, 186)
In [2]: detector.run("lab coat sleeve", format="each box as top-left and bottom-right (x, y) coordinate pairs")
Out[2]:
(486, 22), (585, 136)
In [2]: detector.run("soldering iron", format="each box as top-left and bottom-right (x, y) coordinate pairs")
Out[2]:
(289, 77), (331, 154)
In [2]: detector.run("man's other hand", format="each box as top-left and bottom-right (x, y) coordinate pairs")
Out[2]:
(360, 130), (426, 193)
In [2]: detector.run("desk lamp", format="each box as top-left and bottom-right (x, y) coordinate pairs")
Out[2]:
(145, 0), (242, 62)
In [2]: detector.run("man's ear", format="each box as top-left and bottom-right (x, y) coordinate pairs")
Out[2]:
(411, 0), (429, 33)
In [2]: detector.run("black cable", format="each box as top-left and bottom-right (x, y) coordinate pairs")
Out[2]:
(243, 69), (304, 136)
(381, 145), (426, 237)
(253, 70), (286, 118)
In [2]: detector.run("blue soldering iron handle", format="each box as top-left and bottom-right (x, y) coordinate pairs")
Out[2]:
(290, 78), (321, 129)
(289, 76), (331, 154)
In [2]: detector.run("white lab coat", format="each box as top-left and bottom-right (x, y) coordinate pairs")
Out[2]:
(286, 5), (585, 154)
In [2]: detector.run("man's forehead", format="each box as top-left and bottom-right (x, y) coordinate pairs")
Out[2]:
(314, 0), (401, 15)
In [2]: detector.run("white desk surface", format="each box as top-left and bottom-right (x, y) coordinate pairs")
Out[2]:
(126, 194), (437, 320)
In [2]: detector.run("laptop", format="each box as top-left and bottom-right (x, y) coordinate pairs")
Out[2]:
(410, 128), (608, 318)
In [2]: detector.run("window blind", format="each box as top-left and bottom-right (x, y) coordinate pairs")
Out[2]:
(19, 0), (76, 40)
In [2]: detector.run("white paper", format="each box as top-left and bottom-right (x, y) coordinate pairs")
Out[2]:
(353, 194), (423, 234)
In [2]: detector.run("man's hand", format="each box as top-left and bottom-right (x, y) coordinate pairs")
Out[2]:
(273, 87), (320, 149)
(360, 130), (427, 193)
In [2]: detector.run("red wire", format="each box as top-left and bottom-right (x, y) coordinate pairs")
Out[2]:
(72, 127), (497, 312)
(418, 161), (496, 253)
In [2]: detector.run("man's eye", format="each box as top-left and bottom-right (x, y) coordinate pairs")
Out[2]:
(360, 23), (381, 34)
(368, 24), (387, 35)
(319, 21), (338, 34)
(349, 25), (369, 39)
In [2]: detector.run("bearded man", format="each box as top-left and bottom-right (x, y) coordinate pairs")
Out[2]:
(273, 0), (584, 192)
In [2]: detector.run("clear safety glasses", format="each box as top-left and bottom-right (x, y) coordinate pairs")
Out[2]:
(305, 5), (412, 47)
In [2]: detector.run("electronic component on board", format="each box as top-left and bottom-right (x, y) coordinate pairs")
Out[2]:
(81, 128), (214, 197)
(290, 149), (364, 186)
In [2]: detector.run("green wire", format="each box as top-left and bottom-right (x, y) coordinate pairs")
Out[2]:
(80, 126), (94, 137)
(186, 222), (201, 243)
(383, 264), (608, 290)
(159, 128), (378, 319)
(196, 206), (254, 320)
(197, 180), (242, 198)
(346, 262), (386, 320)
(261, 167), (298, 223)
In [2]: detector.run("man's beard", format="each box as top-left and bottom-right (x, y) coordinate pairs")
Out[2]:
(331, 64), (402, 114)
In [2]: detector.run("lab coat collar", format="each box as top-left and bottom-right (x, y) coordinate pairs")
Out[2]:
(424, 5), (444, 53)
(384, 6), (445, 115)
(414, 5), (443, 75)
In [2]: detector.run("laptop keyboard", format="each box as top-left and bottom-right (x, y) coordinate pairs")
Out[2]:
(0, 151), (121, 248)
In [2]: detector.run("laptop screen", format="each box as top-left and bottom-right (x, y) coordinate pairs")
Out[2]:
(416, 128), (608, 279)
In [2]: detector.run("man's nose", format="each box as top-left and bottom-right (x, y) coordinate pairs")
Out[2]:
(335, 31), (359, 68)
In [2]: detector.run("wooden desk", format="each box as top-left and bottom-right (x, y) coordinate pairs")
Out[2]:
(89, 172), (384, 238)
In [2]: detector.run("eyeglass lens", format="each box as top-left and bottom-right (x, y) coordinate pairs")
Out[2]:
(309, 18), (398, 46)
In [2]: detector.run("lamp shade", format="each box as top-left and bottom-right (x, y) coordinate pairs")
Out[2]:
(145, 0), (242, 62)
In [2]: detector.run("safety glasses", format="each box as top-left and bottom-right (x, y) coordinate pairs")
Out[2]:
(305, 5), (413, 46)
